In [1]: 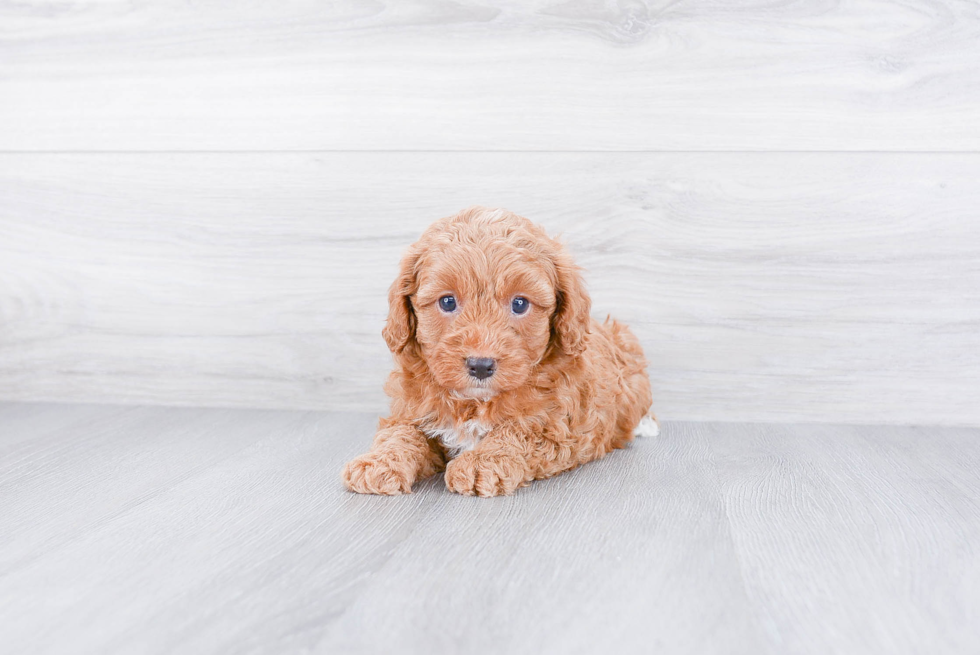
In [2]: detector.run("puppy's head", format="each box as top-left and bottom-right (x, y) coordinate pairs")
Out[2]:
(383, 207), (590, 400)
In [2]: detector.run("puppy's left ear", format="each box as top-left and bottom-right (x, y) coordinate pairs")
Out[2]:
(551, 246), (592, 357)
(382, 245), (421, 355)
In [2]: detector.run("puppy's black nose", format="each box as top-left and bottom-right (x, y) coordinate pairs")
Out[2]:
(466, 357), (496, 380)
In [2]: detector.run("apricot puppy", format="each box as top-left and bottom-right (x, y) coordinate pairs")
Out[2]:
(342, 207), (656, 497)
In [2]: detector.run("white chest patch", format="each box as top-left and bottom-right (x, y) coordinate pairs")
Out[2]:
(422, 420), (491, 456)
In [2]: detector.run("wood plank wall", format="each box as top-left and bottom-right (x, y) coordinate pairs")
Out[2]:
(2, 1), (978, 424)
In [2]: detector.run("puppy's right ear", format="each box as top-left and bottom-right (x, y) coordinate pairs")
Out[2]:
(382, 246), (421, 354)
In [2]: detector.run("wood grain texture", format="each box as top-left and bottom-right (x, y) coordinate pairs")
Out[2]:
(711, 423), (980, 654)
(2, 1), (980, 151)
(2, 403), (978, 654)
(318, 421), (769, 655)
(2, 152), (978, 424)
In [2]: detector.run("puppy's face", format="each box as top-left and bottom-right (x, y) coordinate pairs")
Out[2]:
(383, 208), (591, 401)
(412, 239), (556, 399)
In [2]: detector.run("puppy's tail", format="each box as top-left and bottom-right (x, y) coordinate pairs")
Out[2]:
(633, 413), (660, 438)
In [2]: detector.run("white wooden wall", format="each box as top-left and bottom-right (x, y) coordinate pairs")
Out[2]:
(2, 1), (978, 425)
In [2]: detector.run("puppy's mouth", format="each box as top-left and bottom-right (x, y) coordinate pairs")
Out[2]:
(449, 383), (498, 401)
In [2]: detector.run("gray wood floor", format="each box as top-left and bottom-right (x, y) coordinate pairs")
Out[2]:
(2, 403), (978, 654)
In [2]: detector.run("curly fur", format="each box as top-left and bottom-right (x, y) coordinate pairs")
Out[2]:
(342, 207), (655, 497)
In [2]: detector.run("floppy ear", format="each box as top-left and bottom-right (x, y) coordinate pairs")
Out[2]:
(382, 246), (421, 354)
(551, 247), (592, 357)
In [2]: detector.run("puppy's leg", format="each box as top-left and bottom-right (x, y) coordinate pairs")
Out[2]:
(342, 424), (446, 495)
(445, 427), (574, 497)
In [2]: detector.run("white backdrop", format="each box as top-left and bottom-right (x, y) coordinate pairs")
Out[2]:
(2, 1), (978, 425)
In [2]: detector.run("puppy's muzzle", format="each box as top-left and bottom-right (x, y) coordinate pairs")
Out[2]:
(466, 357), (496, 380)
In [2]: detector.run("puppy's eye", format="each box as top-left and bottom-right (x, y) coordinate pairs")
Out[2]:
(438, 295), (457, 313)
(511, 297), (530, 315)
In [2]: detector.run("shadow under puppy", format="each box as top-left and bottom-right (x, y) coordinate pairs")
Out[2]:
(343, 207), (657, 497)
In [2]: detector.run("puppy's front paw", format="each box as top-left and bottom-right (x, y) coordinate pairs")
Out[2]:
(444, 451), (527, 497)
(342, 452), (414, 495)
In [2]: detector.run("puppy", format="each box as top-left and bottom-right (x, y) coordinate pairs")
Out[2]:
(342, 207), (656, 497)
